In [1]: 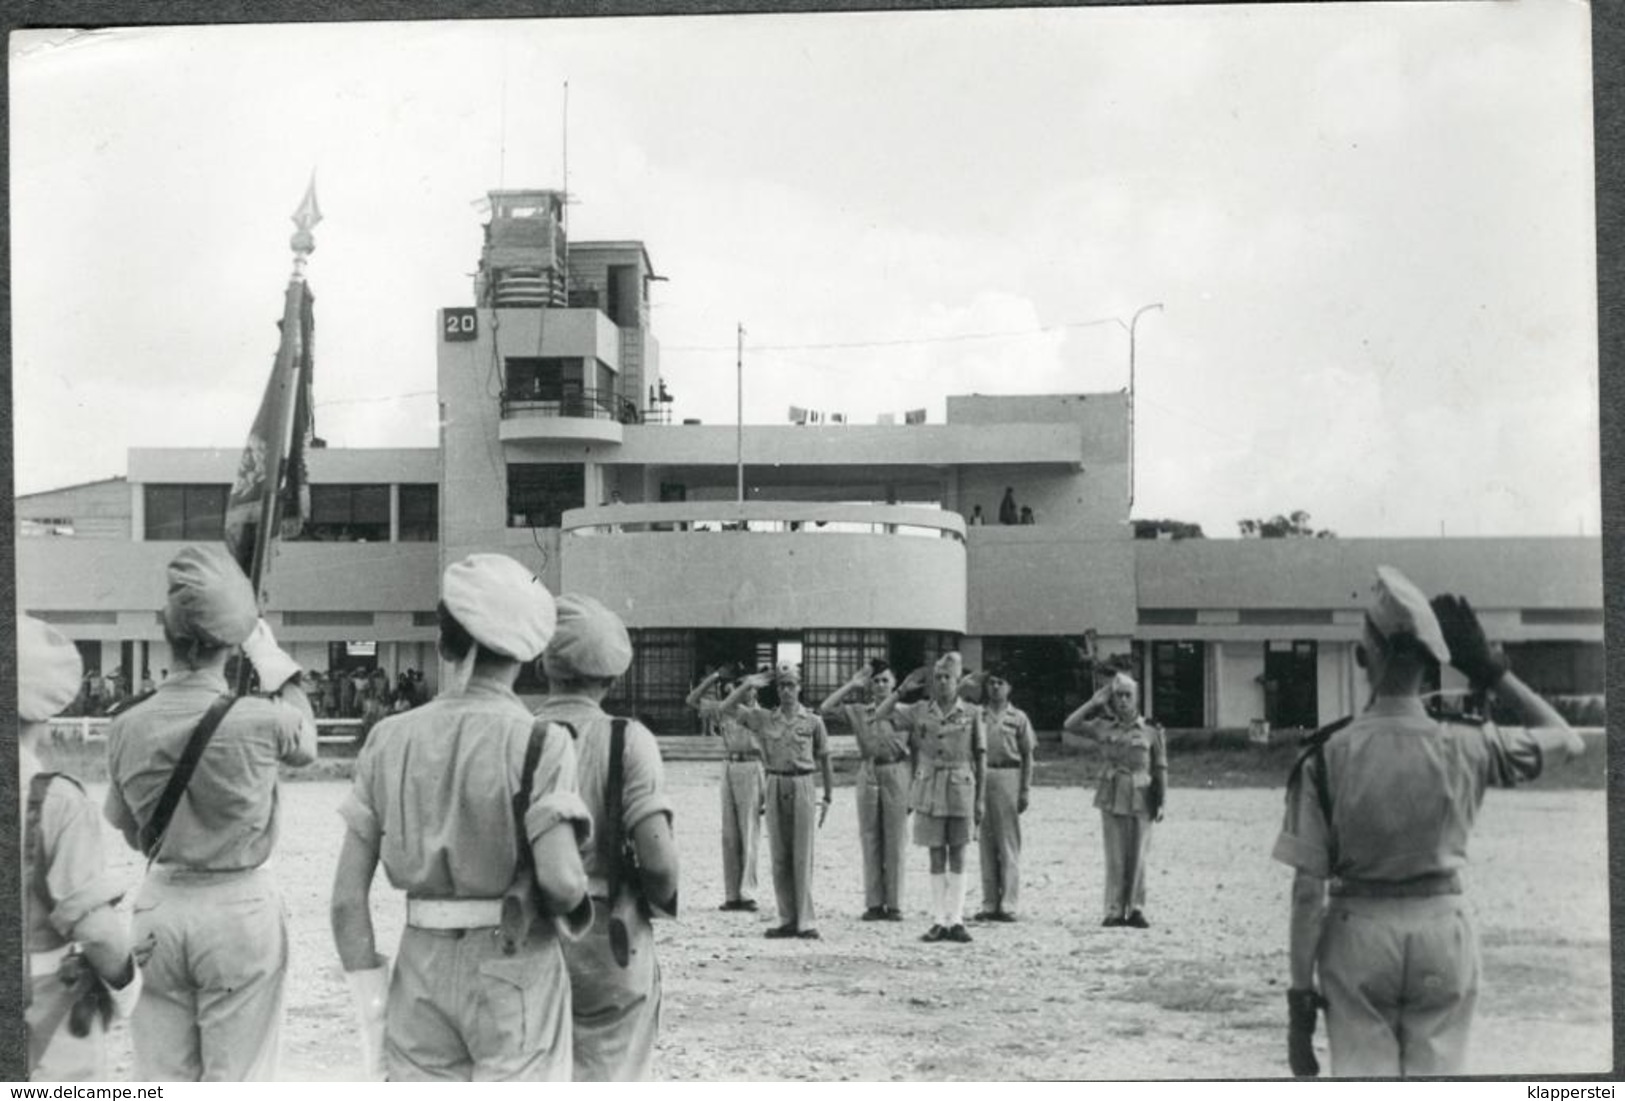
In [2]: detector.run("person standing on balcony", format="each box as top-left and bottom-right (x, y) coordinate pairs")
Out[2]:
(721, 667), (832, 939)
(820, 659), (909, 921)
(1272, 567), (1585, 1078)
(873, 652), (985, 944)
(20, 615), (143, 1081)
(968, 505), (986, 526)
(535, 594), (679, 1081)
(1062, 671), (1166, 929)
(971, 666), (1036, 923)
(998, 487), (1019, 525)
(104, 546), (318, 1080)
(687, 666), (766, 913)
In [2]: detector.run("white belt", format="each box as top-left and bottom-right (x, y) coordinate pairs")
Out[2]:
(29, 944), (72, 975)
(406, 898), (505, 929)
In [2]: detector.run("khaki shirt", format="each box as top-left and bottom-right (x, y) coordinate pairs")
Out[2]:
(1272, 696), (1546, 882)
(22, 747), (123, 953)
(698, 698), (760, 757)
(1075, 714), (1166, 816)
(982, 704), (1036, 769)
(105, 668), (312, 870)
(340, 675), (592, 898)
(736, 702), (828, 772)
(894, 698), (984, 818)
(532, 694), (675, 898)
(840, 703), (910, 762)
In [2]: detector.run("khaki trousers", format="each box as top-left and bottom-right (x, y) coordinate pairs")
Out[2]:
(855, 759), (910, 911)
(387, 924), (573, 1081)
(979, 770), (1023, 914)
(130, 865), (287, 1081)
(1319, 894), (1479, 1077)
(1099, 811), (1152, 919)
(563, 897), (662, 1081)
(720, 761), (764, 903)
(765, 773), (817, 931)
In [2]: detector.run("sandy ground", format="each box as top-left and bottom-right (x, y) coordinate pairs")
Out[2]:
(88, 764), (1611, 1081)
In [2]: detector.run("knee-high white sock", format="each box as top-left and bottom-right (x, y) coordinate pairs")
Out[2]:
(946, 871), (966, 926)
(930, 873), (947, 925)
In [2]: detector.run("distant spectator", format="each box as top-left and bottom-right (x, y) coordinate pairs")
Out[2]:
(1020, 506), (1035, 525)
(969, 505), (986, 526)
(999, 488), (1019, 526)
(141, 670), (156, 694)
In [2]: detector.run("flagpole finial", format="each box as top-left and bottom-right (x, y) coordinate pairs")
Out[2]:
(290, 173), (322, 275)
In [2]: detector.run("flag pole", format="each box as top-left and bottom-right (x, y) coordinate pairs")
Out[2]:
(236, 179), (320, 692)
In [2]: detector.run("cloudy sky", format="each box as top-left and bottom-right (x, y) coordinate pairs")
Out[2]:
(9, 3), (1598, 538)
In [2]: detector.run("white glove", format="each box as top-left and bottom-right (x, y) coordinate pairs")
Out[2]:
(105, 957), (143, 1020)
(242, 618), (302, 692)
(345, 962), (390, 1082)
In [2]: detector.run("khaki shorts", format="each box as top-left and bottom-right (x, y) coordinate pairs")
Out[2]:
(913, 812), (971, 848)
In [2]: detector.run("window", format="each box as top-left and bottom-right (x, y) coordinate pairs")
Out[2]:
(507, 464), (584, 528)
(398, 484), (438, 542)
(803, 629), (887, 729)
(611, 628), (695, 734)
(144, 484), (228, 540)
(505, 357), (579, 402)
(308, 484), (390, 542)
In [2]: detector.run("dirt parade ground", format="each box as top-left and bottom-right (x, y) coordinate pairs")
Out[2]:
(88, 762), (1611, 1081)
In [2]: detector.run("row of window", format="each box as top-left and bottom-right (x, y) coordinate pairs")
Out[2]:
(144, 484), (438, 542)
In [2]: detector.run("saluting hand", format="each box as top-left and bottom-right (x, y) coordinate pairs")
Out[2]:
(901, 667), (930, 694)
(744, 671), (774, 690)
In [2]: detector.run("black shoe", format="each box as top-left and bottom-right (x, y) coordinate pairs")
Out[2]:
(971, 910), (999, 922)
(764, 924), (797, 939)
(738, 899), (759, 911)
(796, 928), (822, 940)
(719, 900), (742, 911)
(920, 924), (947, 943)
(991, 911), (1018, 923)
(1102, 915), (1125, 928)
(883, 908), (905, 922)
(1126, 910), (1150, 929)
(945, 923), (973, 943)
(860, 907), (887, 922)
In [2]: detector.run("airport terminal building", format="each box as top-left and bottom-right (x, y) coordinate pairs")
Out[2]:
(17, 191), (1605, 733)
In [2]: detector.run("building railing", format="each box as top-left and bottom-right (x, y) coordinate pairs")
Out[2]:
(561, 501), (968, 542)
(499, 387), (674, 426)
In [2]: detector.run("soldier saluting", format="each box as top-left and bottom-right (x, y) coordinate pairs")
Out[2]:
(1273, 566), (1585, 1077)
(104, 546), (318, 1081)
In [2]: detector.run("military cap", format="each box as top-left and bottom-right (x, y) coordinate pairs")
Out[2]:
(443, 553), (558, 661)
(542, 593), (632, 678)
(18, 616), (84, 722)
(163, 545), (258, 647)
(1369, 565), (1450, 666)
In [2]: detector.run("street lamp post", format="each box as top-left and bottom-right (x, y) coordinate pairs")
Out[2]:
(1120, 302), (1163, 512)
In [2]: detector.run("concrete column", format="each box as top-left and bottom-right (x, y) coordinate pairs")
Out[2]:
(389, 484), (401, 542)
(1210, 642), (1223, 730)
(130, 483), (144, 541)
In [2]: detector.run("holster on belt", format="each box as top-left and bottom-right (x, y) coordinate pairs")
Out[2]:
(59, 948), (115, 1039)
(498, 871), (544, 957)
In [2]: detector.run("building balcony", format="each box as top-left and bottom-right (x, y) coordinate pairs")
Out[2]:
(559, 502), (967, 632)
(498, 387), (629, 444)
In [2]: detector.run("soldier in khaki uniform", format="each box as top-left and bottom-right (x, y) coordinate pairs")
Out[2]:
(1063, 671), (1167, 928)
(972, 667), (1035, 922)
(537, 594), (679, 1081)
(104, 546), (317, 1081)
(330, 554), (593, 1081)
(721, 667), (833, 938)
(821, 660), (910, 921)
(687, 668), (764, 912)
(19, 616), (143, 1081)
(1274, 567), (1585, 1078)
(874, 653), (985, 944)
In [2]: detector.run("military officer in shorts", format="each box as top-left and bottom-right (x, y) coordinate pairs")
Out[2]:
(330, 554), (593, 1081)
(1274, 566), (1585, 1078)
(721, 667), (833, 938)
(20, 616), (142, 1081)
(874, 652), (985, 944)
(687, 667), (764, 912)
(536, 594), (679, 1081)
(105, 546), (317, 1081)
